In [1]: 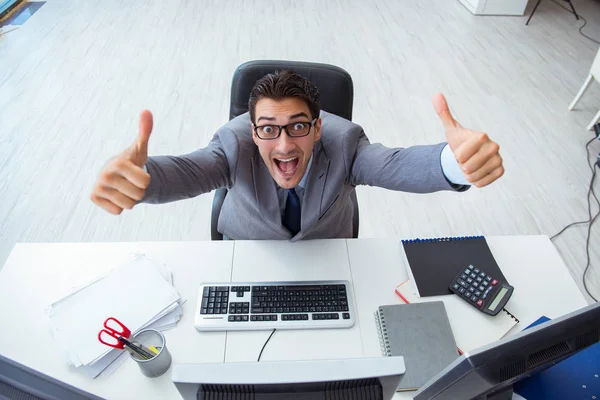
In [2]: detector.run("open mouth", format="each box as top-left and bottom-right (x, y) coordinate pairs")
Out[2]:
(274, 157), (300, 178)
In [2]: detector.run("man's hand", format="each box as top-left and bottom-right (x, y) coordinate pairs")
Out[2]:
(433, 93), (504, 188)
(90, 110), (153, 214)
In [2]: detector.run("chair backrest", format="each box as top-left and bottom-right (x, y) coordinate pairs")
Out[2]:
(229, 60), (354, 121)
(211, 60), (358, 240)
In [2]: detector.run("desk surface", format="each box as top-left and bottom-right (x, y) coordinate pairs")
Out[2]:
(0, 236), (587, 400)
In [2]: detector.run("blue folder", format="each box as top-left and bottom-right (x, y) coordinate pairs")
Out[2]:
(513, 316), (600, 400)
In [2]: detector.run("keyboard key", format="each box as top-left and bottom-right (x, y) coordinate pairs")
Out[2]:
(332, 313), (339, 320)
(242, 315), (248, 321)
(209, 292), (216, 298)
(257, 315), (264, 321)
(237, 291), (244, 297)
(231, 286), (238, 292)
(235, 316), (242, 322)
(244, 286), (250, 292)
(201, 308), (208, 314)
(203, 287), (210, 296)
(252, 286), (260, 292)
(252, 307), (264, 313)
(228, 316), (235, 322)
(251, 315), (257, 321)
(342, 305), (349, 311)
(343, 313), (350, 319)
(217, 286), (229, 292)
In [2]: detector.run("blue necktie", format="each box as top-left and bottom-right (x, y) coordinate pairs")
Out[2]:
(283, 188), (301, 235)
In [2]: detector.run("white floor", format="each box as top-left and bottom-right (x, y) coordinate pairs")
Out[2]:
(1, 0), (599, 302)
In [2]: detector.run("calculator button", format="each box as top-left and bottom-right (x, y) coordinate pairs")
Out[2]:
(461, 274), (467, 280)
(452, 283), (460, 290)
(482, 293), (487, 299)
(470, 296), (478, 302)
(475, 291), (482, 297)
(458, 280), (468, 287)
(464, 269), (471, 275)
(467, 278), (473, 284)
(476, 299), (483, 307)
(458, 287), (465, 294)
(478, 286), (485, 292)
(474, 268), (480, 274)
(470, 273), (477, 279)
(468, 287), (475, 293)
(476, 277), (483, 282)
(486, 276), (492, 282)
(491, 279), (498, 286)
(481, 281), (488, 287)
(485, 286), (493, 294)
(479, 272), (485, 277)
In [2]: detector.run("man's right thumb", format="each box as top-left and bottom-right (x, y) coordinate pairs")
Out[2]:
(136, 109), (153, 155)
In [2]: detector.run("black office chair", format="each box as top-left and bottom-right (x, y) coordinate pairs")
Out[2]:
(211, 60), (359, 240)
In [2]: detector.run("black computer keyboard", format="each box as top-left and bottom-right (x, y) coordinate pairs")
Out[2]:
(194, 281), (355, 331)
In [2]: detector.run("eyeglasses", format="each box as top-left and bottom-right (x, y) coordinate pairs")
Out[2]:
(254, 118), (317, 140)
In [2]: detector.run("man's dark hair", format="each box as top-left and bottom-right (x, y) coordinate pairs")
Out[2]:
(248, 70), (321, 124)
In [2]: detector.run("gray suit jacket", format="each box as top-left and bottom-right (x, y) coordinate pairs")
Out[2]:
(142, 111), (466, 241)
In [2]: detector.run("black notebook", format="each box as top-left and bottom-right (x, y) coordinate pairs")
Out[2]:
(401, 236), (507, 297)
(375, 302), (459, 391)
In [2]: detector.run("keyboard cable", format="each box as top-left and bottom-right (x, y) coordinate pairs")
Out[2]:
(257, 329), (277, 362)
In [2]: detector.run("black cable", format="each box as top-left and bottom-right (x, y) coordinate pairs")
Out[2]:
(583, 171), (599, 302)
(550, 137), (599, 240)
(549, 0), (600, 45)
(257, 329), (276, 361)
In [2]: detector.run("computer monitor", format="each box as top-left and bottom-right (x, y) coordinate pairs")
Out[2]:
(0, 354), (103, 400)
(172, 356), (406, 400)
(414, 301), (600, 400)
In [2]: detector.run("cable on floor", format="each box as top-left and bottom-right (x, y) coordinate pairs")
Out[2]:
(549, 0), (600, 45)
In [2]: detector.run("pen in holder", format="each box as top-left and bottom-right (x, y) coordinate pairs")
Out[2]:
(129, 329), (172, 377)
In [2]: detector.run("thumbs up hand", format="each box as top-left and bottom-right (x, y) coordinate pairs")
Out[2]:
(90, 110), (153, 214)
(433, 93), (504, 188)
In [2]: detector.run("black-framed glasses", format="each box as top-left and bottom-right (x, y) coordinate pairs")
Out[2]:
(254, 118), (317, 140)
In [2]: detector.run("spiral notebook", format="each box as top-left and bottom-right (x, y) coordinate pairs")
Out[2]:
(374, 302), (459, 391)
(401, 236), (507, 297)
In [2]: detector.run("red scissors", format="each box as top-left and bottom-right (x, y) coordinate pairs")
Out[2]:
(97, 317), (132, 349)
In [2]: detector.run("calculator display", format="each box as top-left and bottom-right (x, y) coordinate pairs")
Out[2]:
(488, 287), (508, 312)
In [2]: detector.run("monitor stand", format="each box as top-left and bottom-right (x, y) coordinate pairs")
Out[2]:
(474, 385), (514, 400)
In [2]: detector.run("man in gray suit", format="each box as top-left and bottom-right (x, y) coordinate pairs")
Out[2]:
(91, 70), (503, 241)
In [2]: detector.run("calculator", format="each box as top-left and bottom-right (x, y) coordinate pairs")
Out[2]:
(449, 264), (514, 316)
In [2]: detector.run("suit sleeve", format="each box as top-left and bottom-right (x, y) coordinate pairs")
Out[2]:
(140, 130), (237, 204)
(348, 130), (468, 193)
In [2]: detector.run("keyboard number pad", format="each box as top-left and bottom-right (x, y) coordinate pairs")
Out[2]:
(200, 286), (229, 314)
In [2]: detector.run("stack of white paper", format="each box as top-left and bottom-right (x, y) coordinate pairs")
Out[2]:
(47, 256), (183, 378)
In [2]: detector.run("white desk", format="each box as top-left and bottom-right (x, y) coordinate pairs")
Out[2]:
(0, 236), (587, 399)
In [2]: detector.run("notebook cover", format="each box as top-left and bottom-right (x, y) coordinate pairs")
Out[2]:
(395, 280), (519, 353)
(401, 236), (508, 297)
(514, 316), (600, 400)
(377, 302), (459, 391)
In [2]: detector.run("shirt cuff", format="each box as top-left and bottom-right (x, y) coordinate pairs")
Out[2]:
(440, 144), (470, 186)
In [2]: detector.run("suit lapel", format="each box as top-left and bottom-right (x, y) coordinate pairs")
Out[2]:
(251, 153), (289, 236)
(301, 141), (330, 233)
